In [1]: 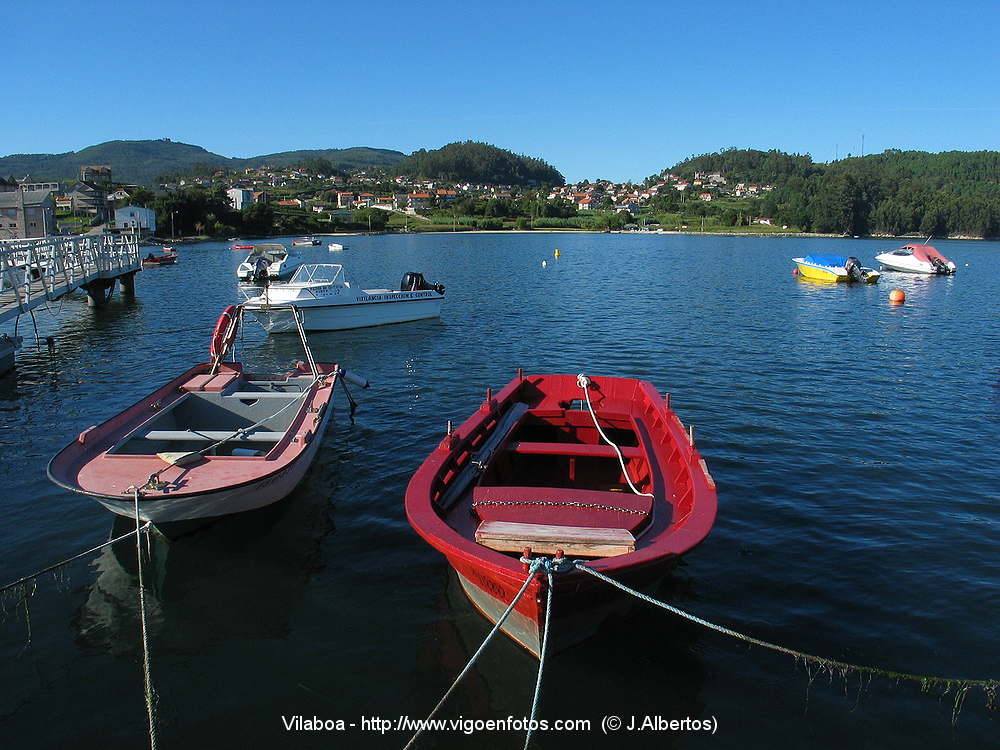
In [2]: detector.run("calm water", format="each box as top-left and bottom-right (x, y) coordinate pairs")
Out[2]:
(1, 233), (997, 749)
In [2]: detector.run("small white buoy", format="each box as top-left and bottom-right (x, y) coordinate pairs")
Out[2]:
(541, 260), (547, 268)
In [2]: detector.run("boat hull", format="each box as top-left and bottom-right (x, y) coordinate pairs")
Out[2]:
(874, 255), (954, 274)
(91, 400), (334, 523)
(247, 294), (443, 332)
(794, 261), (847, 281)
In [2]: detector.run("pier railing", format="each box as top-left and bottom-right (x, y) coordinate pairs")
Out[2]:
(0, 233), (141, 324)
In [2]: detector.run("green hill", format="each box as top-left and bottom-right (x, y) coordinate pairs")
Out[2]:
(663, 147), (1000, 238)
(393, 141), (565, 186)
(0, 139), (407, 185)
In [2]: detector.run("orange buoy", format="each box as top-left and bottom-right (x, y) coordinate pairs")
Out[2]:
(792, 267), (799, 276)
(889, 288), (906, 305)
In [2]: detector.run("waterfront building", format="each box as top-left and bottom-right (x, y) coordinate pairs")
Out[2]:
(114, 205), (156, 234)
(0, 189), (57, 239)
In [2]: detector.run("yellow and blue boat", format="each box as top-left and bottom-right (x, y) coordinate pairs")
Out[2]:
(792, 254), (880, 283)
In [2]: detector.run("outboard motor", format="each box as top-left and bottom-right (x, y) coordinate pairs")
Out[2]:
(252, 256), (271, 285)
(845, 256), (865, 282)
(930, 256), (949, 274)
(400, 271), (446, 295)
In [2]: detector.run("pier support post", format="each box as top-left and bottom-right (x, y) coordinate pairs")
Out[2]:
(120, 271), (137, 297)
(83, 278), (116, 307)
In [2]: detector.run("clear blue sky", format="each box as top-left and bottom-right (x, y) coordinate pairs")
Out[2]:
(8, 0), (999, 183)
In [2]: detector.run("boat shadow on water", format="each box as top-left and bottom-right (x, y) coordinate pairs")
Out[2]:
(407, 566), (708, 747)
(73, 457), (342, 658)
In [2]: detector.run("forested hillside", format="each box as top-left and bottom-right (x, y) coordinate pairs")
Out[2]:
(0, 140), (405, 185)
(393, 141), (564, 186)
(669, 148), (1000, 237)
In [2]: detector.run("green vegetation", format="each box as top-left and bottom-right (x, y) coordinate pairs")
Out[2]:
(393, 141), (564, 186)
(668, 148), (1000, 237)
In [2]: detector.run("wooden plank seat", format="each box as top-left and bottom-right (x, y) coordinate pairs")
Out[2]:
(475, 520), (635, 557)
(180, 371), (241, 392)
(223, 391), (304, 399)
(506, 441), (642, 459)
(134, 429), (286, 443)
(472, 485), (652, 533)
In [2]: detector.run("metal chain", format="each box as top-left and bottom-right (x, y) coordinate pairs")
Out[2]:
(472, 499), (646, 515)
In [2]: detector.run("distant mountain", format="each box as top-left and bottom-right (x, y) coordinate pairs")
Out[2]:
(0, 139), (407, 185)
(393, 141), (565, 186)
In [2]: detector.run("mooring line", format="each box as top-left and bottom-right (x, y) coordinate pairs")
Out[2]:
(1, 524), (150, 595)
(132, 488), (159, 750)
(574, 563), (999, 722)
(403, 559), (544, 750)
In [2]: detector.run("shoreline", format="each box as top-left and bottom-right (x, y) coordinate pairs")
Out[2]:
(155, 230), (991, 243)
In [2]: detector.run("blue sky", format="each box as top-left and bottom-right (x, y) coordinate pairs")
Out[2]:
(8, 0), (999, 183)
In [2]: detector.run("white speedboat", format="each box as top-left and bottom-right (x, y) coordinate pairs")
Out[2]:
(242, 264), (445, 333)
(327, 242), (346, 251)
(874, 243), (956, 274)
(236, 244), (304, 286)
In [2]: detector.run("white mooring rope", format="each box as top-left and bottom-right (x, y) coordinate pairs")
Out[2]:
(403, 559), (545, 750)
(577, 374), (653, 498)
(132, 488), (159, 750)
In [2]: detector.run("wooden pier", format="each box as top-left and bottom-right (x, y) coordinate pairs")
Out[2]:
(0, 233), (142, 325)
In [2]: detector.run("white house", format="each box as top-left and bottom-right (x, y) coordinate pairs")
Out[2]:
(227, 188), (254, 211)
(115, 205), (156, 233)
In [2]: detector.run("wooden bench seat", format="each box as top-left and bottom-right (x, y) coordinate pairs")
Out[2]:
(135, 429), (286, 443)
(506, 441), (642, 459)
(475, 520), (635, 557)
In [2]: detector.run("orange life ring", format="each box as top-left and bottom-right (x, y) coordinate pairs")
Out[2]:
(209, 305), (239, 360)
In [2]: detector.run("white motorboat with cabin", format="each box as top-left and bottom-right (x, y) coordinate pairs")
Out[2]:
(236, 244), (305, 287)
(874, 243), (956, 274)
(242, 264), (445, 333)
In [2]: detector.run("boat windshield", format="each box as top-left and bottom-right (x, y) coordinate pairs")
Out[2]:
(288, 264), (345, 285)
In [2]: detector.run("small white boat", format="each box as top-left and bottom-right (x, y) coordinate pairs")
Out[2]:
(242, 264), (445, 333)
(327, 243), (346, 251)
(236, 244), (304, 286)
(874, 243), (956, 274)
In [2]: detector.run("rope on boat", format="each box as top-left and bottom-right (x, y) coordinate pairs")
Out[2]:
(577, 374), (653, 499)
(403, 558), (545, 750)
(131, 488), (159, 750)
(0, 524), (151, 595)
(574, 563), (999, 723)
(523, 560), (555, 750)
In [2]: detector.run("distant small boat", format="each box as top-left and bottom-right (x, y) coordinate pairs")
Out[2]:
(231, 243), (254, 251)
(292, 237), (321, 246)
(142, 251), (178, 266)
(792, 254), (880, 283)
(243, 265), (445, 333)
(405, 372), (717, 655)
(236, 244), (304, 286)
(47, 306), (364, 525)
(327, 243), (346, 251)
(874, 243), (956, 274)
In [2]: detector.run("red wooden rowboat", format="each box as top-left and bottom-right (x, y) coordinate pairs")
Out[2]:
(405, 372), (717, 655)
(231, 243), (255, 251)
(141, 251), (178, 266)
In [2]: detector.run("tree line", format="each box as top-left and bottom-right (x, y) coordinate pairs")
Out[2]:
(669, 148), (1000, 237)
